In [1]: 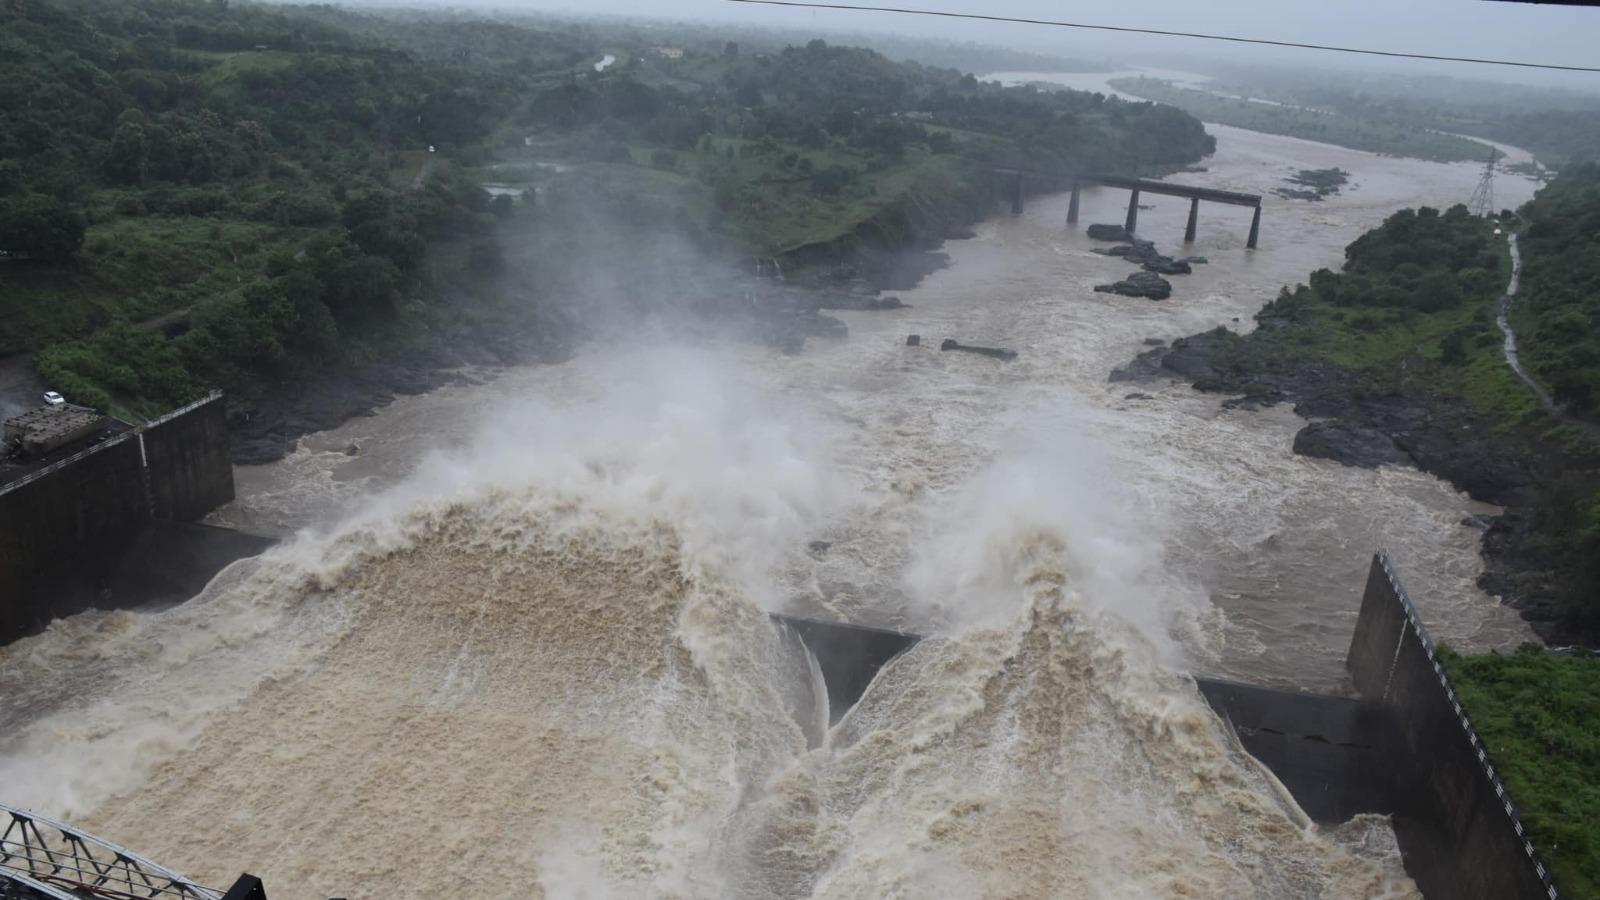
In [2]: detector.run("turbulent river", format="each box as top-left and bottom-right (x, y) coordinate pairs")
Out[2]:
(0, 71), (1542, 898)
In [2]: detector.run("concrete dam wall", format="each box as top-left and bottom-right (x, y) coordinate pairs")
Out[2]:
(1347, 552), (1561, 900)
(0, 393), (243, 643)
(142, 392), (234, 521)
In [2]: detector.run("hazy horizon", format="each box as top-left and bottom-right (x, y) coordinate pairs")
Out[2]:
(324, 0), (1600, 92)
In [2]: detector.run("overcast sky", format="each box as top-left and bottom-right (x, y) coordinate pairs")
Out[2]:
(424, 0), (1600, 89)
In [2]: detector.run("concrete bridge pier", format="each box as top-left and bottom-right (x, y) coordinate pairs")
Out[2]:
(1247, 205), (1262, 249)
(1124, 189), (1140, 234)
(1066, 183), (1080, 225)
(1010, 170), (1024, 215)
(1184, 197), (1199, 243)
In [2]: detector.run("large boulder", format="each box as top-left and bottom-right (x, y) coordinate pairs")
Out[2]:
(1142, 256), (1192, 275)
(1292, 421), (1413, 468)
(1086, 223), (1133, 242)
(1093, 271), (1172, 300)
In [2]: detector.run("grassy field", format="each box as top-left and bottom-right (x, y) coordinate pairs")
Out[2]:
(1109, 76), (1494, 164)
(1, 214), (306, 355)
(1440, 645), (1600, 898)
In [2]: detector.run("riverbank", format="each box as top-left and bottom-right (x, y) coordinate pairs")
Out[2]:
(1114, 200), (1600, 643)
(1109, 76), (1495, 164)
(1439, 644), (1600, 898)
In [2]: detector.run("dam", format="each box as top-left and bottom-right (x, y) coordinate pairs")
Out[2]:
(0, 69), (1547, 900)
(0, 393), (265, 644)
(0, 553), (1560, 899)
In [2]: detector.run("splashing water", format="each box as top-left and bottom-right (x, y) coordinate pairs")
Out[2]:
(0, 346), (1417, 898)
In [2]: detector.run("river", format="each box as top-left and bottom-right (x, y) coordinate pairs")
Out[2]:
(0, 70), (1543, 898)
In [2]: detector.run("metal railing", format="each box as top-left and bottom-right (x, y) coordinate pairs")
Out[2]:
(0, 393), (224, 500)
(1375, 550), (1560, 900)
(0, 804), (220, 900)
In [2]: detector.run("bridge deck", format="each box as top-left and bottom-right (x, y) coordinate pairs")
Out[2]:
(1087, 175), (1261, 207)
(993, 169), (1261, 207)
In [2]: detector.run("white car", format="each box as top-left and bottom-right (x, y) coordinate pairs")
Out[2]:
(42, 391), (65, 406)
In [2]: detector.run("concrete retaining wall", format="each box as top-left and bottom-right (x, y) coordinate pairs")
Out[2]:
(1347, 552), (1560, 900)
(1195, 679), (1395, 823)
(0, 433), (149, 640)
(143, 393), (234, 521)
(0, 393), (238, 643)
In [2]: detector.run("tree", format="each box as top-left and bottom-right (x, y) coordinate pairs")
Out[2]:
(106, 119), (148, 185)
(735, 79), (764, 109)
(0, 161), (21, 196)
(0, 195), (87, 262)
(321, 253), (402, 321)
(723, 41), (739, 59)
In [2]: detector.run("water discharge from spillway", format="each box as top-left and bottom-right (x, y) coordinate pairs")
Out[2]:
(2, 355), (1416, 897)
(0, 69), (1543, 897)
(0, 349), (1416, 898)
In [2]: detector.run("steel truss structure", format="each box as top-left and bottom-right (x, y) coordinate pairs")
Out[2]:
(1469, 150), (1499, 218)
(0, 804), (221, 900)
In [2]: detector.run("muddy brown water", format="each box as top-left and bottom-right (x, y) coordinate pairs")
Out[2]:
(0, 69), (1540, 899)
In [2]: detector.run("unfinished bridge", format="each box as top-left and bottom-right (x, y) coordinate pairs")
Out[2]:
(995, 168), (1264, 248)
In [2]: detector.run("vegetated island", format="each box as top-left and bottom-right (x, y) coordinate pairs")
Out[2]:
(1108, 76), (1494, 164)
(0, 0), (1215, 462)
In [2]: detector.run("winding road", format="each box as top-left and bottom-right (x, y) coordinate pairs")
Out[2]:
(1493, 234), (1557, 412)
(1496, 233), (1600, 438)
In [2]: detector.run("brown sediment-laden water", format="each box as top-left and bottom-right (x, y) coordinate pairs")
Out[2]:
(0, 68), (1541, 899)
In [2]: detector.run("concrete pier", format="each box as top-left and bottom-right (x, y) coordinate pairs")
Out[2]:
(993, 168), (1262, 248)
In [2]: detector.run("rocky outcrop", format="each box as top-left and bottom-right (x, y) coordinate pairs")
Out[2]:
(815, 294), (908, 311)
(1093, 238), (1202, 275)
(1086, 223), (1133, 241)
(1293, 421), (1412, 468)
(1094, 271), (1172, 300)
(1107, 325), (1581, 640)
(940, 339), (1017, 361)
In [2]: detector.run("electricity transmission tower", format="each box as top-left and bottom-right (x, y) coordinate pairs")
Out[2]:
(1468, 149), (1498, 218)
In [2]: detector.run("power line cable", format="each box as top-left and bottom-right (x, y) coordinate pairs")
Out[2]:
(724, 0), (1600, 73)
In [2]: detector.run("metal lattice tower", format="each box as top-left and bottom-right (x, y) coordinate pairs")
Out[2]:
(1468, 149), (1498, 218)
(0, 804), (224, 900)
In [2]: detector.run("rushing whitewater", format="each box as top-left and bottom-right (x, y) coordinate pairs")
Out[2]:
(0, 68), (1543, 898)
(0, 350), (1416, 898)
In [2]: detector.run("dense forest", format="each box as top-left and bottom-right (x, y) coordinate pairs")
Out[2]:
(0, 0), (1214, 421)
(1516, 164), (1600, 416)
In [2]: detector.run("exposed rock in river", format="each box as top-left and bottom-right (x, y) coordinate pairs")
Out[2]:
(1086, 223), (1133, 241)
(1106, 324), (1580, 639)
(1293, 421), (1412, 468)
(1094, 271), (1172, 300)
